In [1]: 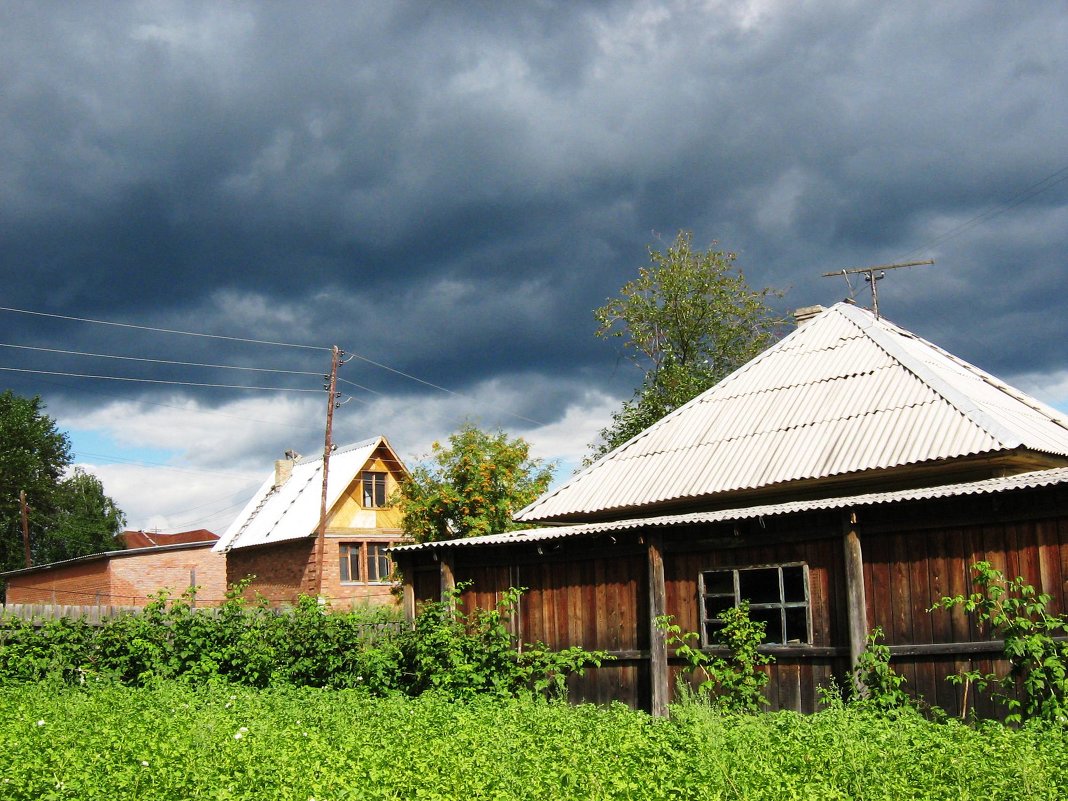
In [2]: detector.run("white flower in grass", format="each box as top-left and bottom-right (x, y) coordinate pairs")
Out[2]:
(36, 720), (45, 727)
(234, 732), (243, 740)
(141, 761), (149, 767)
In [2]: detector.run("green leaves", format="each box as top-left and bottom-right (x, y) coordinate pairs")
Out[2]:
(396, 423), (556, 542)
(933, 561), (1068, 723)
(589, 231), (782, 460)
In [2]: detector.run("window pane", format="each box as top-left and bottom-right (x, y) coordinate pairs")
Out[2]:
(367, 544), (392, 582)
(785, 607), (808, 644)
(738, 568), (780, 604)
(750, 607), (783, 644)
(704, 596), (734, 620)
(782, 566), (806, 603)
(703, 570), (733, 595)
(339, 545), (353, 582)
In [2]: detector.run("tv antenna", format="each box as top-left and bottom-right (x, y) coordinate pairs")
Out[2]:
(821, 259), (934, 318)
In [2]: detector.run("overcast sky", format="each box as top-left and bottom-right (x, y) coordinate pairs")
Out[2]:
(2, 1), (1066, 535)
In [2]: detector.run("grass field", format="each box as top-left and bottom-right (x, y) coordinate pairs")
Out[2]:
(1, 682), (1065, 800)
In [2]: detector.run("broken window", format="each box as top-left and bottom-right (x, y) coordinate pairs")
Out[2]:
(698, 563), (811, 646)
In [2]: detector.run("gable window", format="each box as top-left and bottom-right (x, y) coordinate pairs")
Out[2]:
(362, 471), (387, 508)
(698, 563), (811, 647)
(339, 541), (395, 583)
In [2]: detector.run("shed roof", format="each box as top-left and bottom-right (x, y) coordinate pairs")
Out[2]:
(214, 437), (403, 553)
(518, 302), (1068, 523)
(396, 466), (1068, 553)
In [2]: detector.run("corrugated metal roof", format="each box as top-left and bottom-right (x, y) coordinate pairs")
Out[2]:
(214, 438), (387, 552)
(396, 467), (1068, 553)
(518, 303), (1068, 523)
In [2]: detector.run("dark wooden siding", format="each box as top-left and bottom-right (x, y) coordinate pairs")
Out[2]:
(862, 508), (1068, 718)
(402, 483), (1068, 718)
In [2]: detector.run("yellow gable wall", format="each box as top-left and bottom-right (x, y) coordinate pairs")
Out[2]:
(327, 447), (405, 531)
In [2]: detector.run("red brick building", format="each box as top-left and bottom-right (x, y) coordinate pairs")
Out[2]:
(213, 437), (409, 607)
(1, 530), (224, 606)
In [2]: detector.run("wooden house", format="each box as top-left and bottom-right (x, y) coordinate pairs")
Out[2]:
(394, 303), (1068, 716)
(214, 437), (409, 607)
(1, 530), (223, 607)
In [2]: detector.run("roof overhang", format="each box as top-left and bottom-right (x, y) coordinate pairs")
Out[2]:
(393, 466), (1068, 554)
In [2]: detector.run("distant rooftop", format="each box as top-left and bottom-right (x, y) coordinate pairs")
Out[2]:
(121, 529), (218, 549)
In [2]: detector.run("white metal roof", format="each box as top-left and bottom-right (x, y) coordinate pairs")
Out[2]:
(396, 466), (1068, 553)
(518, 303), (1068, 523)
(214, 438), (390, 552)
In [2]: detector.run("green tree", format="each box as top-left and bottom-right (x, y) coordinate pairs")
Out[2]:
(397, 423), (555, 543)
(589, 231), (782, 461)
(0, 391), (125, 572)
(40, 468), (126, 563)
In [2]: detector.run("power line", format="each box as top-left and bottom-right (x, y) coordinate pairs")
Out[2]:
(0, 342), (324, 377)
(0, 366), (323, 393)
(898, 162), (1068, 261)
(0, 305), (330, 351)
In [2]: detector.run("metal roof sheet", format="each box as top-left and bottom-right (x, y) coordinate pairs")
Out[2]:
(214, 438), (390, 552)
(396, 467), (1068, 553)
(518, 303), (1068, 523)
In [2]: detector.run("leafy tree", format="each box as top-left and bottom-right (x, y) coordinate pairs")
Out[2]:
(0, 390), (125, 573)
(397, 423), (555, 542)
(589, 231), (782, 461)
(40, 468), (126, 564)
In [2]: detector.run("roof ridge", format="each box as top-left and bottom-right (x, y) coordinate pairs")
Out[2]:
(834, 303), (1037, 449)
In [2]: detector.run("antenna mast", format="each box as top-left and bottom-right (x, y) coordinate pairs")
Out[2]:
(821, 259), (934, 318)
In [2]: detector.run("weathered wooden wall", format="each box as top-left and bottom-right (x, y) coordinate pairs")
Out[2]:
(402, 483), (1068, 718)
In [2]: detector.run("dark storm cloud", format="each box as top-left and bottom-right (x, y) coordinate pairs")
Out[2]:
(1, 0), (1067, 426)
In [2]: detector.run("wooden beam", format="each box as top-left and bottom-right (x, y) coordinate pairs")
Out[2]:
(439, 550), (456, 612)
(646, 534), (669, 718)
(842, 509), (868, 693)
(394, 555), (416, 623)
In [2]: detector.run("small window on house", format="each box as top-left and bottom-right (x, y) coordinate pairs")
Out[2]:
(698, 563), (811, 647)
(339, 543), (361, 583)
(367, 543), (393, 582)
(362, 471), (387, 508)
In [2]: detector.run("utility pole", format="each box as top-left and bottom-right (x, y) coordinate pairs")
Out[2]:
(19, 491), (30, 568)
(822, 259), (934, 318)
(312, 345), (342, 596)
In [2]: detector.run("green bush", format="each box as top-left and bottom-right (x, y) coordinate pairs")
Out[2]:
(933, 561), (1068, 724)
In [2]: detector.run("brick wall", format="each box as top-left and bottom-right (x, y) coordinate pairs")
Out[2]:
(320, 534), (401, 608)
(4, 544), (226, 606)
(226, 538), (315, 605)
(109, 545), (227, 606)
(4, 559), (113, 604)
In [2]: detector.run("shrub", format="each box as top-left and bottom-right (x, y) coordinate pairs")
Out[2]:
(932, 561), (1068, 724)
(659, 602), (771, 713)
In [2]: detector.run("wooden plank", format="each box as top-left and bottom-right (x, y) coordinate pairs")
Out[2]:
(842, 516), (868, 677)
(647, 536), (669, 718)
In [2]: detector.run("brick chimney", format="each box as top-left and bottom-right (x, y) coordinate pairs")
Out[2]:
(792, 305), (826, 328)
(274, 456), (297, 488)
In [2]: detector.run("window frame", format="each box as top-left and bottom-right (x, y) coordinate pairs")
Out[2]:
(697, 562), (812, 648)
(339, 540), (395, 584)
(361, 471), (387, 508)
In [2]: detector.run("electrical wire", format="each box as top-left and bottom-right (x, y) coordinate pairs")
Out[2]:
(0, 305), (330, 351)
(0, 342), (324, 377)
(0, 366), (324, 392)
(897, 162), (1068, 261)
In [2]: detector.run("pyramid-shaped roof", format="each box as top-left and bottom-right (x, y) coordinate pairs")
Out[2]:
(215, 436), (405, 552)
(518, 303), (1068, 524)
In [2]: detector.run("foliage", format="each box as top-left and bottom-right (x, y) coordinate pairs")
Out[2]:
(0, 586), (404, 693)
(400, 584), (607, 700)
(2, 683), (1067, 800)
(658, 603), (771, 713)
(932, 561), (1068, 724)
(396, 423), (555, 542)
(0, 391), (125, 574)
(0, 583), (600, 701)
(848, 627), (913, 713)
(589, 231), (782, 460)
